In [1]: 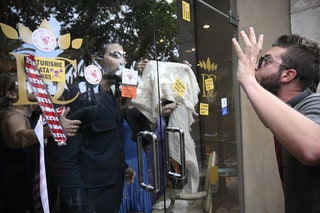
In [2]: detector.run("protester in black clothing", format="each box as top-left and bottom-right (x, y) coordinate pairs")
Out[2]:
(0, 71), (81, 213)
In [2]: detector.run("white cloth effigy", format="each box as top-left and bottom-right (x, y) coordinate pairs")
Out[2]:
(168, 105), (199, 193)
(131, 60), (200, 193)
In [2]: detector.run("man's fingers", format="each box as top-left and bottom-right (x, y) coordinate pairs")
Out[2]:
(249, 27), (257, 45)
(65, 124), (79, 137)
(232, 29), (254, 57)
(63, 107), (70, 117)
(239, 30), (252, 49)
(257, 34), (264, 53)
(72, 119), (82, 125)
(233, 27), (264, 59)
(232, 38), (243, 56)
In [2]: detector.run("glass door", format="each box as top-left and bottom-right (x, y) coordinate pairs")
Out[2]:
(0, 0), (242, 212)
(193, 1), (242, 212)
(147, 1), (242, 213)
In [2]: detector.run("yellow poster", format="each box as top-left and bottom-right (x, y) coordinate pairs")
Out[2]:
(182, 1), (191, 22)
(199, 103), (209, 115)
(35, 56), (66, 82)
(205, 77), (214, 91)
(173, 78), (186, 98)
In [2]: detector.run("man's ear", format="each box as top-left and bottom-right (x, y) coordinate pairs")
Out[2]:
(281, 69), (297, 83)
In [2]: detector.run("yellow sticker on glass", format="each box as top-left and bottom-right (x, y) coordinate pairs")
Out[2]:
(182, 1), (191, 22)
(205, 77), (214, 91)
(199, 103), (209, 115)
(173, 78), (186, 98)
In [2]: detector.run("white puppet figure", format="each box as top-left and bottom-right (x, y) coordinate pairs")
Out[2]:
(131, 60), (200, 194)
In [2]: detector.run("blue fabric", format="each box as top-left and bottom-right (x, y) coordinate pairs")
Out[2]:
(118, 120), (152, 213)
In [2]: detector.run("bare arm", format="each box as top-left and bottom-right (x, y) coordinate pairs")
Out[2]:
(2, 112), (37, 148)
(232, 27), (320, 165)
(2, 107), (81, 149)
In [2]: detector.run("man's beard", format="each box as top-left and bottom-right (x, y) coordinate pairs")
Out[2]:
(103, 63), (120, 76)
(102, 73), (122, 86)
(259, 71), (282, 95)
(104, 68), (118, 76)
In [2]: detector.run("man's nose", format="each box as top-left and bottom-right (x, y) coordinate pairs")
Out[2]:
(120, 57), (127, 64)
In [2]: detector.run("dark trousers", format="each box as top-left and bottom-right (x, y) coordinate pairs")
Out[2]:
(87, 176), (124, 213)
(50, 187), (88, 213)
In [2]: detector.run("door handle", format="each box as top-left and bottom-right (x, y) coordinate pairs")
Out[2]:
(165, 127), (186, 181)
(136, 130), (160, 192)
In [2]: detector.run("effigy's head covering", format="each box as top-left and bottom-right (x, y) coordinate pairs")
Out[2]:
(131, 60), (200, 123)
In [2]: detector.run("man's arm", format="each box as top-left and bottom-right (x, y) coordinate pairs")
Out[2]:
(3, 107), (81, 149)
(232, 27), (320, 166)
(4, 112), (38, 148)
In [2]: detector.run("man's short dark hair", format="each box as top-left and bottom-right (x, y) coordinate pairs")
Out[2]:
(272, 34), (320, 92)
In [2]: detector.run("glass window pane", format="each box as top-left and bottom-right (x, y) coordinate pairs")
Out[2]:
(0, 0), (242, 212)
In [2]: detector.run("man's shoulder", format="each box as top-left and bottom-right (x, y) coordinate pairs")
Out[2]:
(295, 93), (320, 124)
(300, 92), (320, 102)
(304, 93), (320, 102)
(295, 93), (320, 111)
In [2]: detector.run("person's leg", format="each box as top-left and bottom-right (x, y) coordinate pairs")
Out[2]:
(46, 137), (87, 213)
(87, 176), (124, 213)
(58, 187), (89, 213)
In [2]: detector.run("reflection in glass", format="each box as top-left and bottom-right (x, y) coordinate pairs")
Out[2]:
(0, 0), (241, 212)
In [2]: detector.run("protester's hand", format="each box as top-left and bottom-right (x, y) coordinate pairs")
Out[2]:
(232, 27), (264, 85)
(162, 102), (177, 117)
(125, 167), (136, 184)
(60, 107), (81, 137)
(182, 60), (192, 68)
(137, 59), (149, 74)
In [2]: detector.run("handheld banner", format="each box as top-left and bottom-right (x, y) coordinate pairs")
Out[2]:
(25, 54), (67, 145)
